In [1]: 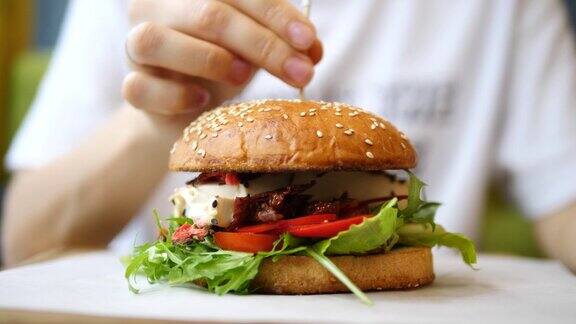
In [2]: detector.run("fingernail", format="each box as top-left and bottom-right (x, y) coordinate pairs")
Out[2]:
(194, 88), (210, 108)
(284, 56), (312, 85)
(287, 21), (314, 49)
(228, 58), (252, 85)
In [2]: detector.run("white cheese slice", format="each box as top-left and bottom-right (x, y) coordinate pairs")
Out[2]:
(291, 171), (408, 201)
(170, 173), (292, 228)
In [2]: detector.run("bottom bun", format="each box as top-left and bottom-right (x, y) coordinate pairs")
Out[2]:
(251, 247), (434, 294)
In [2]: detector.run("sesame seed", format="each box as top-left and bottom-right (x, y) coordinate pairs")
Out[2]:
(365, 139), (374, 145)
(263, 108), (272, 112)
(335, 107), (342, 112)
(344, 129), (354, 135)
(282, 113), (289, 120)
(316, 130), (323, 138)
(335, 123), (344, 128)
(335, 112), (342, 116)
(366, 151), (374, 159)
(211, 133), (218, 138)
(197, 149), (206, 158)
(221, 120), (229, 125)
(191, 141), (198, 150)
(300, 112), (306, 117)
(213, 126), (221, 131)
(379, 123), (386, 129)
(308, 112), (316, 116)
(265, 134), (273, 140)
(238, 122), (243, 127)
(401, 142), (407, 149)
(370, 124), (377, 130)
(200, 133), (207, 139)
(400, 133), (407, 139)
(348, 112), (358, 117)
(170, 143), (177, 154)
(246, 116), (255, 122)
(309, 108), (317, 112)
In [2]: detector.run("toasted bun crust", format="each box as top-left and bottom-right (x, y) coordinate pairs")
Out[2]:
(169, 99), (416, 172)
(251, 247), (434, 294)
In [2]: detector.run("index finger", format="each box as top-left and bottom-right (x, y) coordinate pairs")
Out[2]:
(220, 0), (317, 50)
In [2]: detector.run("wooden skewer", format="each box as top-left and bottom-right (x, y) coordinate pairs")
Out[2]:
(302, 0), (311, 17)
(299, 0), (311, 101)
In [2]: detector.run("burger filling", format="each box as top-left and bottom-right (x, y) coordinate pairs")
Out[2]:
(170, 171), (408, 232)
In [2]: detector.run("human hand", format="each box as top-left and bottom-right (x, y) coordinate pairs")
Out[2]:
(123, 0), (322, 117)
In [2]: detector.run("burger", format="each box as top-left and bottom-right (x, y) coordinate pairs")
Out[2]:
(125, 99), (476, 304)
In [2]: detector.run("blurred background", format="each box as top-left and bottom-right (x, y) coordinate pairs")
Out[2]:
(1, 0), (576, 260)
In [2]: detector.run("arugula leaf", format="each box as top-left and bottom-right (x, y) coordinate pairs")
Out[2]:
(209, 255), (264, 295)
(305, 248), (372, 305)
(124, 236), (262, 295)
(403, 171), (425, 217)
(124, 233), (313, 296)
(397, 223), (477, 266)
(400, 172), (440, 229)
(314, 199), (398, 255)
(153, 209), (163, 231)
(263, 233), (308, 261)
(125, 250), (149, 293)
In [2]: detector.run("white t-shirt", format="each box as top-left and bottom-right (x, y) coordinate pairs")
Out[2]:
(7, 0), (576, 254)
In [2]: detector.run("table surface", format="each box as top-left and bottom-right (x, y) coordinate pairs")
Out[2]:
(1, 250), (575, 323)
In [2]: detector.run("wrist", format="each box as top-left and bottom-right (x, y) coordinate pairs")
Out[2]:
(120, 104), (195, 148)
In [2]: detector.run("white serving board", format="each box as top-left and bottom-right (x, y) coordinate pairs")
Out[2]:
(0, 250), (575, 323)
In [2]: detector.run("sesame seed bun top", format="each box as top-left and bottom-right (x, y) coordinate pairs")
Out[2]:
(169, 99), (417, 173)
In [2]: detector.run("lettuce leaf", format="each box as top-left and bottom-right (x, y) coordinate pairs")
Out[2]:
(397, 223), (478, 266)
(314, 198), (398, 255)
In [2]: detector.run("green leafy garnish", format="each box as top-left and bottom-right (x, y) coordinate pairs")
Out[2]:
(124, 232), (309, 295)
(315, 198), (398, 255)
(400, 172), (439, 229)
(125, 171), (477, 304)
(306, 248), (372, 305)
(397, 223), (477, 266)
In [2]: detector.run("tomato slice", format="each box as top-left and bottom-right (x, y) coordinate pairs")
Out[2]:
(236, 222), (280, 234)
(214, 232), (277, 253)
(224, 173), (240, 185)
(279, 214), (337, 228)
(286, 216), (367, 238)
(236, 214), (338, 234)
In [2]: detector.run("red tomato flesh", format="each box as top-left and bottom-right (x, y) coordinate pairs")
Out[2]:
(286, 216), (367, 238)
(236, 214), (337, 234)
(279, 214), (337, 228)
(235, 222), (280, 234)
(214, 232), (277, 253)
(224, 173), (240, 185)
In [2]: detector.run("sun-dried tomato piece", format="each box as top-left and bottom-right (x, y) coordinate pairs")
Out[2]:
(172, 223), (208, 244)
